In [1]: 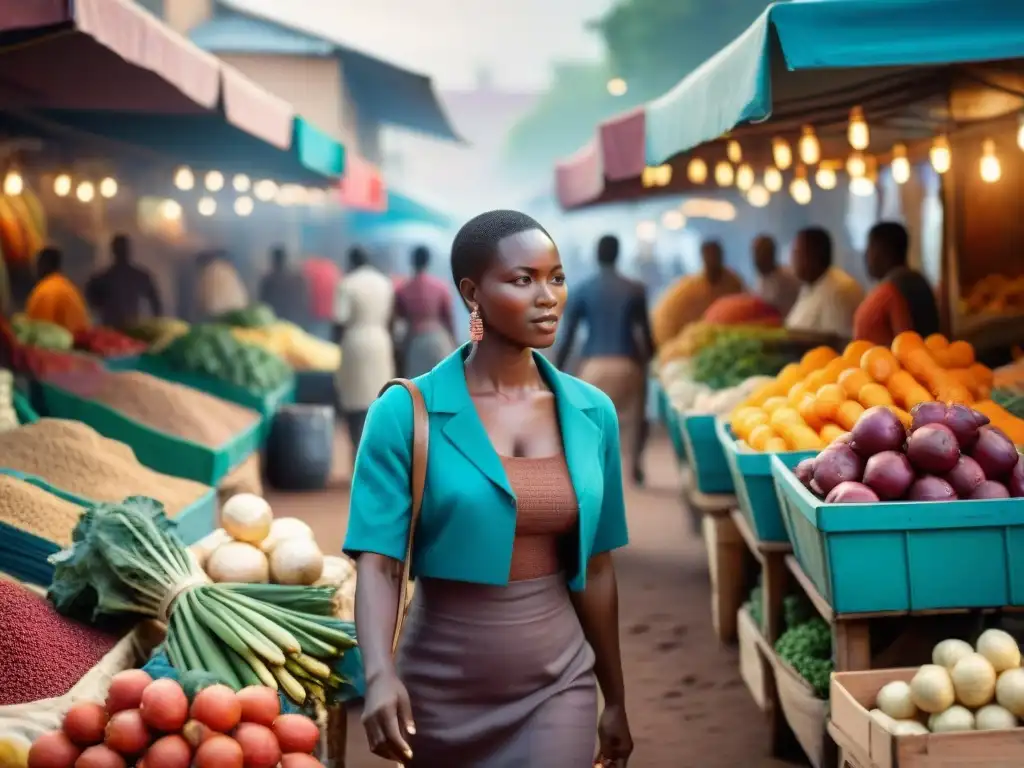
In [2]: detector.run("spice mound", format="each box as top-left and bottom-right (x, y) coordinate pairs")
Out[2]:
(45, 369), (260, 447)
(0, 419), (210, 513)
(0, 579), (120, 705)
(0, 474), (85, 546)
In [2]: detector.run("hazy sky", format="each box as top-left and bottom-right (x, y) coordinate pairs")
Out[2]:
(225, 0), (615, 90)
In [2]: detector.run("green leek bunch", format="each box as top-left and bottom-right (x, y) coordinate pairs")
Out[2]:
(48, 496), (355, 705)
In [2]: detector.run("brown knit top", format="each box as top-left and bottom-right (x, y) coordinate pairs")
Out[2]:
(502, 455), (579, 581)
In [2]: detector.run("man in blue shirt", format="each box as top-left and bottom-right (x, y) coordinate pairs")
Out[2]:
(557, 235), (654, 485)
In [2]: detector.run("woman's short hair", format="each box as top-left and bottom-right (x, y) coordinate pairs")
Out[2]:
(450, 209), (551, 286)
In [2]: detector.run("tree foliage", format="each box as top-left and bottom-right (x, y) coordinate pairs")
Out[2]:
(501, 0), (771, 181)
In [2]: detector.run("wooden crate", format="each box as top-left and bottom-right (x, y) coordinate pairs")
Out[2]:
(737, 606), (771, 711)
(831, 668), (1024, 768)
(702, 511), (744, 643)
(769, 650), (828, 768)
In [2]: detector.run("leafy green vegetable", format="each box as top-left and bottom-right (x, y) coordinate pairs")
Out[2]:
(691, 329), (792, 390)
(12, 315), (73, 350)
(155, 324), (292, 395)
(775, 616), (833, 698)
(216, 304), (277, 329)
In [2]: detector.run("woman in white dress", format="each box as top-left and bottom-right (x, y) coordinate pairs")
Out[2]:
(333, 247), (395, 453)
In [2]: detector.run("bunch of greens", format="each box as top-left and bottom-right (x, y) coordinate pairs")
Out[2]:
(48, 496), (354, 705)
(155, 324), (292, 395)
(216, 303), (277, 329)
(774, 616), (833, 699)
(744, 581), (764, 632)
(691, 330), (791, 390)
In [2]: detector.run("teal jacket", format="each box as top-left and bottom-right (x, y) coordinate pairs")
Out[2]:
(343, 345), (629, 591)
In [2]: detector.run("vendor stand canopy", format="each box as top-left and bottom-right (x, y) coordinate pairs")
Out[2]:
(555, 0), (1024, 208)
(0, 0), (344, 182)
(345, 188), (452, 234)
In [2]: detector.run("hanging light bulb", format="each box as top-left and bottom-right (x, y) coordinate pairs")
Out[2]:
(1018, 114), (1024, 152)
(254, 180), (278, 202)
(798, 125), (821, 165)
(929, 135), (951, 175)
(661, 210), (685, 230)
(99, 177), (118, 199)
(687, 158), (708, 184)
(606, 77), (628, 97)
(726, 139), (742, 164)
(174, 166), (194, 191)
(160, 199), (182, 221)
(3, 171), (23, 196)
(850, 176), (876, 197)
(636, 220), (657, 242)
(233, 174), (251, 193)
(653, 164), (672, 187)
(772, 138), (792, 170)
(307, 188), (328, 207)
(714, 161), (734, 187)
(735, 163), (755, 192)
(789, 167), (812, 205)
(76, 181), (95, 203)
(891, 144), (911, 185)
(815, 165), (837, 190)
(205, 171), (224, 192)
(763, 166), (783, 193)
(848, 106), (870, 150)
(641, 166), (656, 188)
(980, 139), (1001, 183)
(747, 184), (770, 208)
(846, 152), (867, 179)
(197, 197), (217, 216)
(53, 174), (72, 197)
(234, 196), (254, 216)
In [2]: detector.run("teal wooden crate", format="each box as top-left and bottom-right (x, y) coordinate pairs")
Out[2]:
(770, 455), (1024, 614)
(38, 381), (261, 486)
(681, 414), (733, 494)
(716, 419), (816, 543)
(0, 469), (215, 587)
(109, 355), (295, 436)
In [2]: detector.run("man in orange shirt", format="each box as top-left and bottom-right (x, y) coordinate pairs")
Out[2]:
(25, 246), (90, 334)
(854, 222), (939, 346)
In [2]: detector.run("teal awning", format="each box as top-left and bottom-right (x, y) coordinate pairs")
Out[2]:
(347, 190), (451, 232)
(646, 0), (1024, 165)
(294, 117), (345, 179)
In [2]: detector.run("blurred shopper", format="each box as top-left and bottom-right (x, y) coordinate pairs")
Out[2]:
(86, 234), (162, 329)
(25, 246), (90, 334)
(854, 222), (939, 345)
(651, 239), (744, 348)
(196, 250), (249, 320)
(557, 234), (654, 485)
(752, 234), (800, 317)
(301, 256), (342, 340)
(394, 245), (455, 378)
(333, 246), (395, 453)
(259, 245), (310, 326)
(786, 227), (864, 340)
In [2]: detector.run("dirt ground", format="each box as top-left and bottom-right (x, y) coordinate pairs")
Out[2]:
(267, 430), (800, 768)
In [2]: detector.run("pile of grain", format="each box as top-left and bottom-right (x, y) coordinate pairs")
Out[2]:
(46, 370), (260, 447)
(0, 419), (210, 513)
(0, 475), (86, 545)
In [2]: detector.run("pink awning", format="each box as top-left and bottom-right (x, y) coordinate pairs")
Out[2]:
(554, 140), (603, 209)
(600, 108), (646, 182)
(220, 64), (293, 151)
(338, 153), (387, 212)
(0, 0), (220, 112)
(553, 105), (648, 209)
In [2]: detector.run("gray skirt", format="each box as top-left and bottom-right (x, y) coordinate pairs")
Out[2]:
(396, 574), (597, 767)
(402, 327), (455, 379)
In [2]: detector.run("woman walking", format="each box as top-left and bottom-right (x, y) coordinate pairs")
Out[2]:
(394, 246), (456, 377)
(345, 210), (633, 767)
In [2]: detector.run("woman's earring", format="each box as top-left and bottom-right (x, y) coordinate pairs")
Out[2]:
(469, 305), (484, 342)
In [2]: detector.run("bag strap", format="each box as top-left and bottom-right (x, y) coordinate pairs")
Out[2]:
(377, 378), (429, 655)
